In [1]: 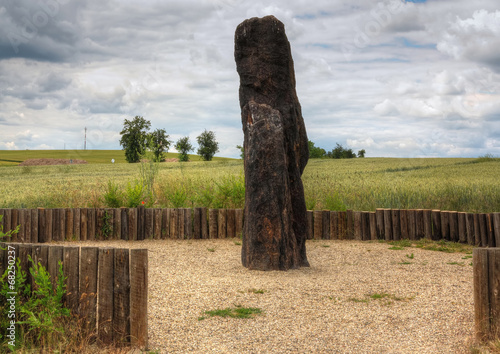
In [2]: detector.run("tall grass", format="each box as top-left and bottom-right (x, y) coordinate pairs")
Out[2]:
(0, 157), (499, 212)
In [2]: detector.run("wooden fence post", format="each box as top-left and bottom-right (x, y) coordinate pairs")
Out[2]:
(79, 247), (98, 335)
(383, 209), (392, 241)
(153, 208), (162, 240)
(423, 210), (432, 239)
(479, 214), (488, 247)
(234, 209), (243, 239)
(193, 208), (202, 239)
(440, 211), (450, 241)
(120, 208), (128, 241)
(416, 209), (424, 240)
(346, 210), (354, 240)
(458, 212), (467, 243)
(162, 209), (170, 239)
(16, 209), (25, 242)
(488, 214), (495, 248)
(98, 248), (114, 345)
(32, 209), (39, 243)
(80, 208), (88, 242)
(137, 206), (145, 241)
(391, 209), (401, 241)
(376, 208), (384, 240)
(399, 209), (408, 240)
(407, 209), (416, 241)
(170, 209), (178, 239)
(178, 209), (185, 239)
(96, 208), (105, 241)
(474, 248), (500, 340)
(493, 213), (500, 247)
(145, 208), (154, 240)
(63, 246), (80, 315)
(314, 211), (323, 240)
(227, 209), (236, 239)
(369, 212), (377, 240)
(449, 211), (459, 243)
(114, 248), (130, 345)
(128, 208), (137, 241)
(48, 246), (64, 291)
(87, 208), (96, 241)
(330, 211), (338, 240)
(218, 209), (227, 239)
(130, 249), (148, 349)
(65, 209), (74, 241)
(112, 208), (121, 240)
(322, 211), (330, 240)
(353, 211), (361, 241)
(466, 213), (475, 245)
(474, 214), (481, 246)
(185, 208), (193, 239)
(208, 209), (217, 239)
(361, 212), (370, 241)
(11, 209), (18, 242)
(431, 210), (441, 241)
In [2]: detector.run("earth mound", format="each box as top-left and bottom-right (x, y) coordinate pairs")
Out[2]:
(19, 158), (88, 166)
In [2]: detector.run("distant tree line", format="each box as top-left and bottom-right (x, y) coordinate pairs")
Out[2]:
(119, 116), (219, 163)
(308, 140), (365, 159)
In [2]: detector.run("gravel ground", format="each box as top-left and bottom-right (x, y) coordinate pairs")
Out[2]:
(71, 239), (474, 353)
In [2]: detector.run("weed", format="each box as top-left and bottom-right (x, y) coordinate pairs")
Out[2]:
(234, 241), (241, 246)
(415, 239), (473, 253)
(101, 210), (113, 239)
(207, 248), (215, 252)
(0, 255), (73, 351)
(348, 297), (369, 303)
(398, 261), (412, 265)
(125, 180), (144, 207)
(248, 288), (266, 294)
(369, 293), (391, 300)
(198, 306), (262, 320)
(389, 246), (405, 250)
(447, 262), (465, 266)
(406, 253), (414, 259)
(103, 180), (123, 208)
(322, 244), (330, 248)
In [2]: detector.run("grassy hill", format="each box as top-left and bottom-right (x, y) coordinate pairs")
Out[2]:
(0, 150), (232, 166)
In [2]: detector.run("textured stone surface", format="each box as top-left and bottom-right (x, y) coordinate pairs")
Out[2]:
(235, 15), (309, 270)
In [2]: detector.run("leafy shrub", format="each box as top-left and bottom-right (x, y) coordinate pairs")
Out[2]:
(125, 180), (145, 207)
(103, 180), (124, 208)
(0, 256), (71, 351)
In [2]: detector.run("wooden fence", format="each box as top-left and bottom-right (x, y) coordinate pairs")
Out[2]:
(0, 242), (148, 348)
(1, 207), (499, 246)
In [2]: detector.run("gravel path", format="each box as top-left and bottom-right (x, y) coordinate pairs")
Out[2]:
(73, 239), (474, 353)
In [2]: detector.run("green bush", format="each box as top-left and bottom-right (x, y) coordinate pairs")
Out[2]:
(0, 256), (70, 351)
(103, 180), (124, 208)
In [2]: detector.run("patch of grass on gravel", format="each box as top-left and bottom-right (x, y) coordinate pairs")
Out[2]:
(198, 306), (263, 321)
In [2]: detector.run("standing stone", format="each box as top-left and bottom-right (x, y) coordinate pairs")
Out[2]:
(235, 15), (309, 270)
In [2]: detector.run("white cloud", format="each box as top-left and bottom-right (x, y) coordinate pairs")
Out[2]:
(437, 10), (500, 71)
(0, 0), (499, 158)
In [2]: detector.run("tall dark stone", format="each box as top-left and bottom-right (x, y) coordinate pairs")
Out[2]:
(235, 15), (309, 270)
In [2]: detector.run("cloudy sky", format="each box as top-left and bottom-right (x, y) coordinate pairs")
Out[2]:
(1, 0), (499, 158)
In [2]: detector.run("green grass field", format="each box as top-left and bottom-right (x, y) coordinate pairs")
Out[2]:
(0, 149), (231, 166)
(0, 150), (499, 212)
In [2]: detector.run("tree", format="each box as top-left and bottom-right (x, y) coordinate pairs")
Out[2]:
(148, 128), (172, 162)
(357, 149), (366, 158)
(196, 129), (219, 161)
(328, 143), (357, 159)
(119, 116), (151, 163)
(175, 136), (193, 162)
(236, 144), (244, 159)
(308, 140), (326, 158)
